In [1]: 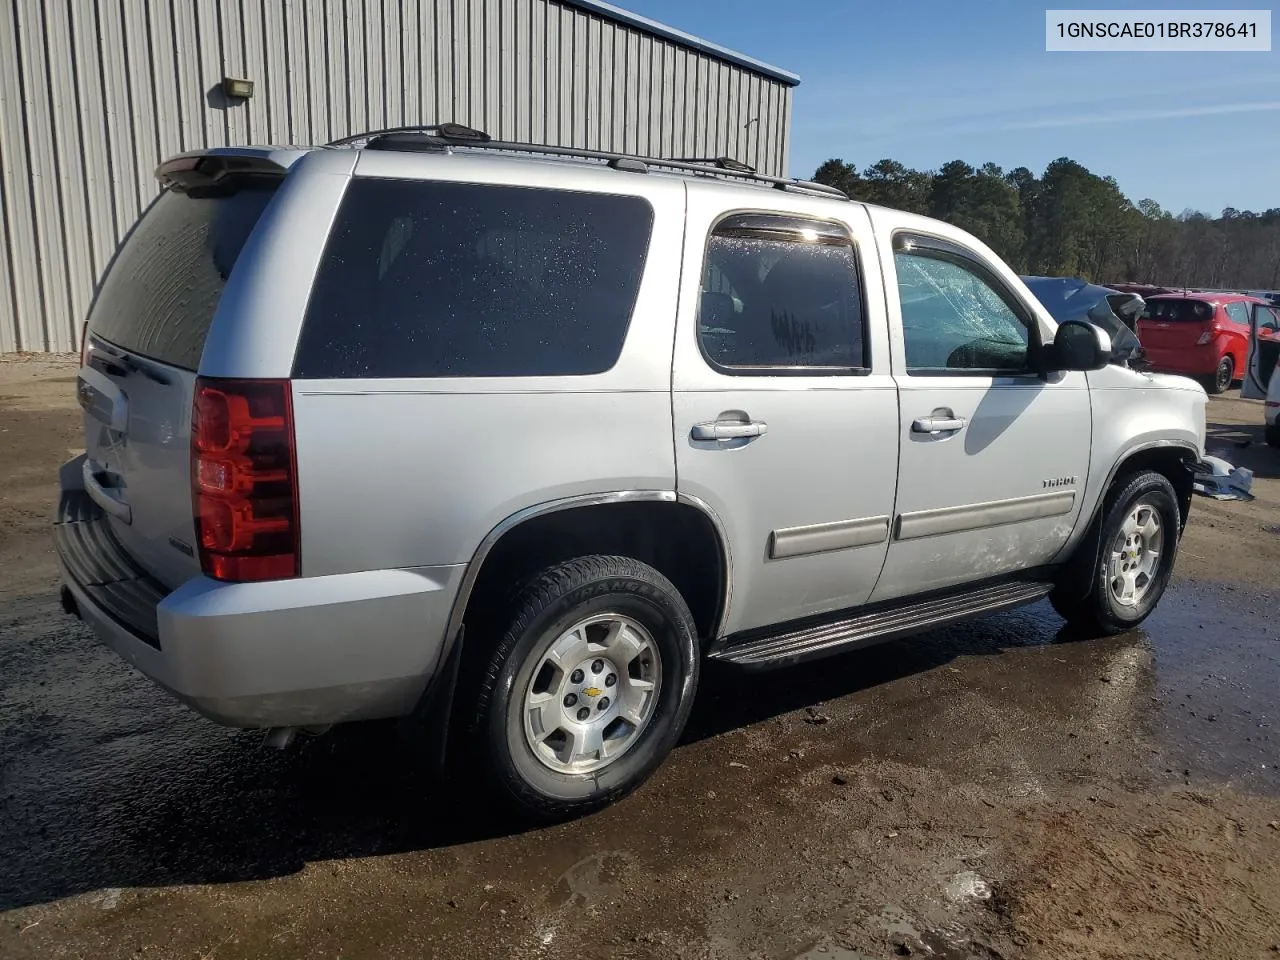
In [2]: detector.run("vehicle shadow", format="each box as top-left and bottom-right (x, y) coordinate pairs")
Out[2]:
(1205, 418), (1280, 480)
(0, 594), (1090, 913)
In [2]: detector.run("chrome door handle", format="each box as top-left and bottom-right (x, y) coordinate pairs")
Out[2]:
(911, 415), (967, 434)
(691, 420), (768, 441)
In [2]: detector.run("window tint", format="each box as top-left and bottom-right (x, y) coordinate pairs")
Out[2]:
(1142, 298), (1213, 322)
(698, 215), (865, 372)
(88, 184), (279, 370)
(894, 239), (1030, 374)
(1224, 301), (1250, 325)
(292, 179), (653, 378)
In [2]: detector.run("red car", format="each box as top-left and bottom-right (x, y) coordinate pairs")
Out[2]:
(1136, 293), (1266, 394)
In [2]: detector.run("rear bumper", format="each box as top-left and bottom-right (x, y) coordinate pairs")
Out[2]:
(54, 459), (463, 728)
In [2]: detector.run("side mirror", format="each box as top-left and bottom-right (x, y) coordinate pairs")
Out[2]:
(1051, 319), (1112, 372)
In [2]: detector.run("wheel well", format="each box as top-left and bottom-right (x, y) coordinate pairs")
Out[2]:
(1053, 444), (1196, 605)
(460, 501), (727, 645)
(1109, 446), (1195, 531)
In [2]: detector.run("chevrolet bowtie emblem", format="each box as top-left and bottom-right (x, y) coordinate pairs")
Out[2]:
(583, 687), (602, 698)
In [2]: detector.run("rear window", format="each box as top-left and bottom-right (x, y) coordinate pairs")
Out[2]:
(1142, 298), (1214, 323)
(88, 185), (279, 370)
(292, 179), (654, 379)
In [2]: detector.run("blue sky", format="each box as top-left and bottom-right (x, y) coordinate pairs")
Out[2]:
(619, 0), (1280, 215)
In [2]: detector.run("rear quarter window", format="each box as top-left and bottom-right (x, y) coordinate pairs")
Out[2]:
(292, 179), (654, 379)
(1223, 301), (1251, 326)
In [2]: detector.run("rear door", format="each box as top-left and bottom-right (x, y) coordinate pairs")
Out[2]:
(672, 194), (899, 635)
(77, 154), (287, 587)
(1138, 297), (1216, 351)
(1242, 301), (1280, 399)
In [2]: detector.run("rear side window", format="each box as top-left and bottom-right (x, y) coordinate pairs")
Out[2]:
(1142, 299), (1213, 323)
(1224, 301), (1250, 325)
(292, 179), (654, 379)
(698, 214), (866, 373)
(88, 185), (279, 370)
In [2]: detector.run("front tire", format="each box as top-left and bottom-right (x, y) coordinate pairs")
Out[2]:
(1266, 423), (1280, 448)
(470, 555), (699, 821)
(1050, 471), (1180, 636)
(1206, 354), (1234, 394)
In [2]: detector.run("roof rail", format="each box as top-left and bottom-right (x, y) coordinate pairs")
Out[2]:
(667, 156), (756, 173)
(326, 124), (849, 201)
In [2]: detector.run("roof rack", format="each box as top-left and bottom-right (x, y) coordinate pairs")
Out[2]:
(666, 155), (756, 173)
(325, 124), (849, 201)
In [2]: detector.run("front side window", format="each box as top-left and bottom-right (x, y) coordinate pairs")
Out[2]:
(293, 179), (654, 378)
(697, 215), (866, 373)
(894, 235), (1031, 375)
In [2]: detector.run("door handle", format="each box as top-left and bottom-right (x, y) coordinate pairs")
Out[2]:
(691, 419), (768, 441)
(911, 415), (967, 434)
(82, 458), (132, 524)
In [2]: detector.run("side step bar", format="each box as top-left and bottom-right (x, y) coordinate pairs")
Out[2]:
(709, 580), (1054, 669)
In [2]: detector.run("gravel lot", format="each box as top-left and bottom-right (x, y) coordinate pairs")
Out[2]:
(3, 355), (1279, 959)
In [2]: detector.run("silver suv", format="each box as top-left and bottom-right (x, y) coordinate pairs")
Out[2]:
(55, 126), (1207, 819)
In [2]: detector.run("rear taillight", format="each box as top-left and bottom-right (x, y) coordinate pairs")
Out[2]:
(191, 378), (299, 582)
(1196, 324), (1219, 346)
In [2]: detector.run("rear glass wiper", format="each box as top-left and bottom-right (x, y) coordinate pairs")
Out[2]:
(93, 342), (172, 386)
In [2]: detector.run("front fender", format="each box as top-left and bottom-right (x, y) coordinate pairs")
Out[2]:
(1056, 366), (1205, 564)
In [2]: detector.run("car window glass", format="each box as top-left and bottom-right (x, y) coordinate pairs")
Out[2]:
(1142, 299), (1213, 322)
(88, 184), (279, 370)
(698, 216), (865, 372)
(293, 179), (653, 378)
(1224, 301), (1250, 325)
(893, 243), (1029, 374)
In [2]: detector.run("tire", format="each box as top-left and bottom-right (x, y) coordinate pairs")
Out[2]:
(1206, 354), (1234, 394)
(1050, 470), (1180, 636)
(469, 555), (699, 821)
(1266, 423), (1280, 449)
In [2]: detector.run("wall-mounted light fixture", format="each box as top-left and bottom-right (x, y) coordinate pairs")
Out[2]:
(221, 77), (254, 100)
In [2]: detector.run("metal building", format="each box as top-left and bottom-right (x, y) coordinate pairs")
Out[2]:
(0, 0), (798, 354)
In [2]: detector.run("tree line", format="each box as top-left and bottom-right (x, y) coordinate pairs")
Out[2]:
(812, 157), (1280, 290)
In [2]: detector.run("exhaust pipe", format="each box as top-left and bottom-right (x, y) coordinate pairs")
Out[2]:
(262, 726), (298, 749)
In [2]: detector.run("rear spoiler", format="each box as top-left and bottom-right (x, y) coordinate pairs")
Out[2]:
(155, 148), (310, 193)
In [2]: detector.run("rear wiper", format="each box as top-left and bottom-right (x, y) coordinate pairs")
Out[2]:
(93, 342), (172, 386)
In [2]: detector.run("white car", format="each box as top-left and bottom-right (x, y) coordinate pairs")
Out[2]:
(1241, 301), (1280, 445)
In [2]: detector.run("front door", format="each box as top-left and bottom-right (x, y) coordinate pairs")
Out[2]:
(867, 217), (1093, 602)
(1242, 301), (1280, 400)
(672, 195), (899, 636)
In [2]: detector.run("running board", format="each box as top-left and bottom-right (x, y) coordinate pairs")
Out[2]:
(709, 580), (1054, 669)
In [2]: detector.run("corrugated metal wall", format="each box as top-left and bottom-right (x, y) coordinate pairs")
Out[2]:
(0, 0), (794, 353)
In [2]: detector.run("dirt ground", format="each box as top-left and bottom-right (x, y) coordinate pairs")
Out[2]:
(2, 355), (1280, 960)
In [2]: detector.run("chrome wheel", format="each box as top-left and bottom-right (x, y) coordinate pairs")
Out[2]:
(1107, 500), (1164, 608)
(521, 613), (662, 775)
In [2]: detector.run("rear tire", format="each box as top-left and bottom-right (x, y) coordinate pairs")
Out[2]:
(1206, 355), (1234, 395)
(1050, 471), (1180, 636)
(468, 555), (699, 822)
(1266, 423), (1280, 449)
